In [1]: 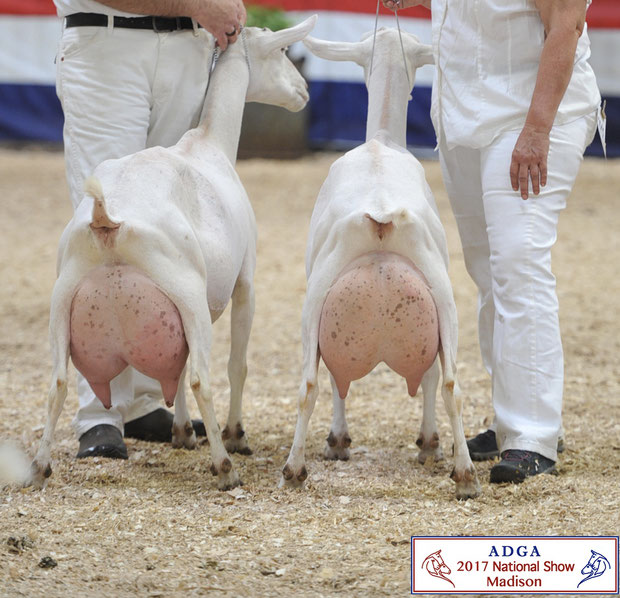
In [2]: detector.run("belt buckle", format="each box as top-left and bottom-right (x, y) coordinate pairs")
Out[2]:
(152, 16), (179, 32)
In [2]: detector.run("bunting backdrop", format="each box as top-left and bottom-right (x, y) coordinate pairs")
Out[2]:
(0, 0), (617, 155)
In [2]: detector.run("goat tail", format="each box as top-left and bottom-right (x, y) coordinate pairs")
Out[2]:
(364, 208), (413, 240)
(85, 176), (121, 247)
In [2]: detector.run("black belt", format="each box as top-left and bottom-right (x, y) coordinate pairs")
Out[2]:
(65, 13), (199, 32)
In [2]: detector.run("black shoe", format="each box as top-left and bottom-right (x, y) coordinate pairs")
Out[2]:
(77, 424), (128, 459)
(467, 429), (499, 461)
(467, 429), (565, 461)
(490, 450), (556, 484)
(123, 408), (206, 442)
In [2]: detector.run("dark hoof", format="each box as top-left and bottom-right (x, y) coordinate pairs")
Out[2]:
(324, 431), (351, 461)
(282, 464), (295, 481)
(210, 458), (233, 476)
(171, 422), (197, 450)
(234, 446), (253, 456)
(451, 466), (481, 499)
(417, 432), (443, 464)
(280, 463), (307, 487)
(222, 423), (252, 455)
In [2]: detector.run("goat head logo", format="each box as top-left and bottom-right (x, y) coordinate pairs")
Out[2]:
(421, 549), (455, 587)
(578, 550), (611, 588)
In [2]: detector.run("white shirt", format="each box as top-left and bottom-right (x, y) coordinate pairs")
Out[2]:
(54, 0), (155, 18)
(430, 0), (601, 149)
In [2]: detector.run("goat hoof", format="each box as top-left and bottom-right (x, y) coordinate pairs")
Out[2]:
(217, 469), (241, 491)
(224, 436), (252, 455)
(324, 431), (351, 461)
(222, 423), (252, 455)
(452, 466), (481, 500)
(279, 463), (307, 488)
(417, 446), (444, 464)
(171, 423), (197, 450)
(417, 432), (443, 464)
(324, 446), (350, 461)
(25, 461), (51, 490)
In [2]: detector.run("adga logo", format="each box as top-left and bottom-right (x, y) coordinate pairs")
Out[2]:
(578, 550), (612, 588)
(421, 549), (455, 587)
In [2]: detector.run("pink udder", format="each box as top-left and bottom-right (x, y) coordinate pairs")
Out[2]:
(318, 252), (439, 398)
(69, 265), (188, 408)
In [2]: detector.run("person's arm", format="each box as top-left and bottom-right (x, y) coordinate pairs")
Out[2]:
(510, 0), (587, 199)
(94, 0), (246, 49)
(382, 0), (431, 10)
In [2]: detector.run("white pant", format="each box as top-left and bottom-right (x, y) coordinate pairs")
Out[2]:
(55, 23), (213, 438)
(439, 112), (597, 461)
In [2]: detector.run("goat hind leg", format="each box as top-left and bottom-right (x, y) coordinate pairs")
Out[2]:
(427, 269), (479, 498)
(183, 302), (240, 490)
(28, 291), (71, 488)
(157, 271), (240, 489)
(280, 284), (326, 487)
(441, 378), (480, 499)
(280, 378), (319, 488)
(172, 367), (196, 449)
(439, 364), (480, 498)
(417, 358), (443, 464)
(186, 350), (240, 489)
(324, 373), (351, 461)
(192, 372), (240, 490)
(28, 376), (69, 489)
(168, 282), (241, 490)
(437, 345), (480, 498)
(222, 277), (254, 455)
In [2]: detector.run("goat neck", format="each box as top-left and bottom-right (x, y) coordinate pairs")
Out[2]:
(365, 46), (411, 147)
(198, 44), (250, 165)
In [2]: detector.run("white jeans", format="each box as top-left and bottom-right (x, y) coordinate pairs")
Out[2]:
(55, 23), (212, 438)
(439, 112), (597, 461)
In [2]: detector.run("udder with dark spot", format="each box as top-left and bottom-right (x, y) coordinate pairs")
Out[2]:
(318, 252), (439, 398)
(70, 265), (188, 408)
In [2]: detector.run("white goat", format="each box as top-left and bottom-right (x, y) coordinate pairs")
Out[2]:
(28, 16), (318, 491)
(280, 28), (480, 499)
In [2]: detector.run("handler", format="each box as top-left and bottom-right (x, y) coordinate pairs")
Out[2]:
(383, 0), (602, 482)
(53, 0), (246, 459)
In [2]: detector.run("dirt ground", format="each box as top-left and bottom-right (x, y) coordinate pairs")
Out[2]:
(0, 148), (618, 598)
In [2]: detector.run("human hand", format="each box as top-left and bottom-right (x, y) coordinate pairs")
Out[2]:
(382, 0), (431, 10)
(509, 124), (550, 200)
(193, 0), (247, 50)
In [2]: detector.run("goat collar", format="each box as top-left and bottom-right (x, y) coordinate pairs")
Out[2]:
(240, 27), (251, 73)
(205, 27), (251, 96)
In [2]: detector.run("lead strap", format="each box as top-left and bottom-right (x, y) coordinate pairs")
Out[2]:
(394, 6), (411, 91)
(369, 0), (411, 91)
(369, 0), (381, 83)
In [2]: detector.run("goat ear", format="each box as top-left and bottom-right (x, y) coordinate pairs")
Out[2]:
(263, 15), (318, 52)
(415, 44), (434, 67)
(303, 37), (365, 65)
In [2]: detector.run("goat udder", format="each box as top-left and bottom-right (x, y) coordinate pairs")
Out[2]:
(318, 253), (439, 398)
(69, 265), (188, 407)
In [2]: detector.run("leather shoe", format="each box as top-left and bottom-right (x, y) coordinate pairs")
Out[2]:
(467, 428), (565, 461)
(123, 408), (206, 442)
(490, 450), (556, 484)
(77, 424), (128, 459)
(467, 429), (500, 461)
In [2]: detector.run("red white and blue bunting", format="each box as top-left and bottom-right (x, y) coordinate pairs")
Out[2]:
(0, 0), (617, 155)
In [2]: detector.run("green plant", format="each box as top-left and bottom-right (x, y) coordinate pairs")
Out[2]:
(245, 5), (293, 31)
